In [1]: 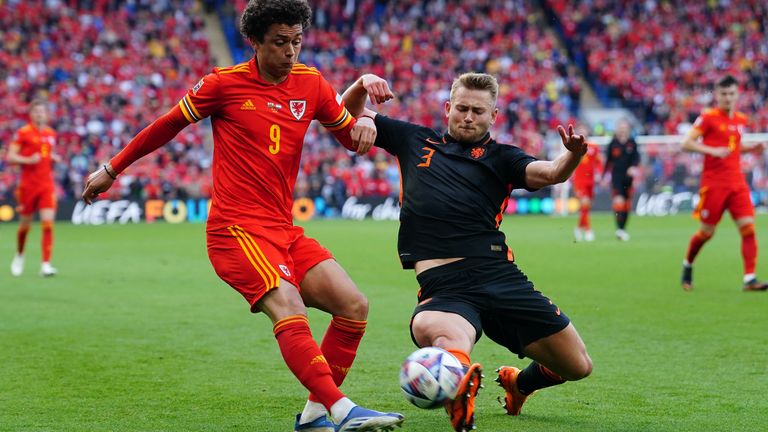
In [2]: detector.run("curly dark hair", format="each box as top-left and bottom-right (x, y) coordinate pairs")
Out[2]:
(240, 0), (312, 44)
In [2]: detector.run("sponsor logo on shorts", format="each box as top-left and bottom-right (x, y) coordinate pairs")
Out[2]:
(279, 264), (291, 277)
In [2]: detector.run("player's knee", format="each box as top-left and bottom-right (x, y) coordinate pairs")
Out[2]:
(566, 354), (593, 381)
(337, 289), (368, 320)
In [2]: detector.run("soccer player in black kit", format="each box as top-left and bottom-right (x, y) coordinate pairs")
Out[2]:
(343, 73), (593, 432)
(603, 119), (640, 241)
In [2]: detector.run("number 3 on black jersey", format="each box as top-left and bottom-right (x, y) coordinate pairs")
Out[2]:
(417, 147), (435, 168)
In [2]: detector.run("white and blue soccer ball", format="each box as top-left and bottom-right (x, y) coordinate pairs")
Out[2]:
(399, 347), (464, 409)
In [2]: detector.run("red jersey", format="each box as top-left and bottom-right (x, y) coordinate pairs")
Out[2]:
(572, 142), (602, 187)
(11, 123), (56, 189)
(176, 59), (354, 230)
(692, 108), (749, 187)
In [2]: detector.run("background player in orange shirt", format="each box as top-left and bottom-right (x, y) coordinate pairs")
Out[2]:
(681, 75), (768, 292)
(571, 125), (602, 242)
(81, 1), (403, 431)
(6, 99), (60, 277)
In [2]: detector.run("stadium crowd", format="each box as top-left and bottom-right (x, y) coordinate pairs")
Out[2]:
(547, 0), (768, 135)
(0, 0), (213, 202)
(2, 0), (767, 208)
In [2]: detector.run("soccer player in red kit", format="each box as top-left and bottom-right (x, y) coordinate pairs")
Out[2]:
(82, 1), (403, 431)
(681, 75), (768, 292)
(572, 127), (602, 242)
(6, 99), (60, 277)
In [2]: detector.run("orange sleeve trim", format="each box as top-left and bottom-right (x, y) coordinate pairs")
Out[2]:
(326, 107), (347, 125)
(184, 95), (202, 120)
(324, 111), (353, 131)
(178, 100), (194, 123)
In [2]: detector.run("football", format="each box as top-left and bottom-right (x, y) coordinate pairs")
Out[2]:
(399, 347), (465, 409)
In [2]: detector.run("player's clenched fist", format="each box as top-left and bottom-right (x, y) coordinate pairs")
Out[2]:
(82, 164), (116, 204)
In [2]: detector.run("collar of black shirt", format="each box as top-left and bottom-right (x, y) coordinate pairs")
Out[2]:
(443, 132), (493, 147)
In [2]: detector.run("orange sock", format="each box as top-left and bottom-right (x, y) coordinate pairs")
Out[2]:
(273, 315), (344, 410)
(445, 348), (471, 367)
(740, 224), (757, 275)
(308, 316), (366, 403)
(17, 226), (30, 254)
(42, 221), (53, 262)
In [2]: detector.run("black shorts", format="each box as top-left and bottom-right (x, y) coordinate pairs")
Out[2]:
(611, 175), (634, 198)
(411, 257), (570, 358)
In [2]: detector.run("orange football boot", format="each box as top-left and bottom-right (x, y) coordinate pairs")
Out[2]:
(495, 366), (530, 416)
(444, 363), (482, 432)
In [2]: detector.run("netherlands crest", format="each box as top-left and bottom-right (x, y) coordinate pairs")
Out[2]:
(470, 147), (486, 159)
(290, 100), (307, 120)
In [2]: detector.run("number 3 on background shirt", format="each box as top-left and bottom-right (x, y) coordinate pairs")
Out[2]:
(269, 124), (281, 154)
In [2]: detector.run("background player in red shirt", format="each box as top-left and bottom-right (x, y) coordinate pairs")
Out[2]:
(81, 1), (403, 431)
(681, 75), (768, 292)
(6, 99), (60, 277)
(571, 125), (602, 242)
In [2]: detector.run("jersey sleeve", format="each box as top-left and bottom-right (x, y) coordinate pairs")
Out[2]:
(373, 115), (420, 156)
(313, 75), (357, 151)
(177, 72), (222, 123)
(502, 145), (538, 190)
(691, 112), (711, 136)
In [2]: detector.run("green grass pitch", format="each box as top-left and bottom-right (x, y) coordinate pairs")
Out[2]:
(2, 214), (768, 431)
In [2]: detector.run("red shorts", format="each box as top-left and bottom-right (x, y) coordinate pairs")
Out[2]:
(694, 184), (754, 225)
(15, 186), (57, 216)
(207, 224), (334, 312)
(573, 182), (594, 200)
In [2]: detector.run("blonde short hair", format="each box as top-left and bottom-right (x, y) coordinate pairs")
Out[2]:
(450, 73), (499, 104)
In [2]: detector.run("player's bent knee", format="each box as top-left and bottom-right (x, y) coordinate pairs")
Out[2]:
(343, 291), (369, 320)
(564, 354), (593, 381)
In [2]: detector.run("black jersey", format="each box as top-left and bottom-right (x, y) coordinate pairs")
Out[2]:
(604, 137), (640, 180)
(373, 115), (537, 269)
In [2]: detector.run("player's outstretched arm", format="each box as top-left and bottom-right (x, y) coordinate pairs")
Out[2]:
(525, 124), (587, 190)
(342, 74), (394, 116)
(82, 105), (189, 204)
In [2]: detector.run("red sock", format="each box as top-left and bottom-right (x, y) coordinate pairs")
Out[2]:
(445, 348), (471, 367)
(42, 221), (53, 262)
(273, 315), (344, 410)
(740, 224), (757, 275)
(308, 316), (366, 403)
(579, 203), (591, 229)
(17, 226), (30, 254)
(685, 230), (712, 264)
